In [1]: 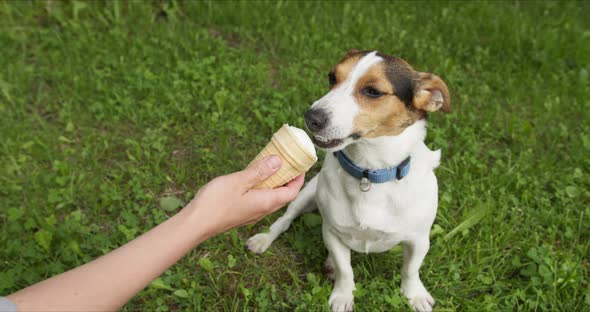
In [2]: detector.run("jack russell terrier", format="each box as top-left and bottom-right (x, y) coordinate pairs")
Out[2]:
(247, 50), (450, 312)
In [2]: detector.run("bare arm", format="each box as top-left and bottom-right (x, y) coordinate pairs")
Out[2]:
(7, 156), (304, 312)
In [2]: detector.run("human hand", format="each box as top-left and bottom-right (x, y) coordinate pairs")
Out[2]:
(185, 156), (305, 237)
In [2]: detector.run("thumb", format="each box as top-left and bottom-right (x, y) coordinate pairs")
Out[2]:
(239, 156), (282, 190)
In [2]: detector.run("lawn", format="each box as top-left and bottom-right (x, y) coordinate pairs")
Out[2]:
(0, 1), (589, 311)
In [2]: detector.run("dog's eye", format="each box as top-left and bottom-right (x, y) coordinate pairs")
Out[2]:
(362, 87), (384, 98)
(328, 72), (337, 86)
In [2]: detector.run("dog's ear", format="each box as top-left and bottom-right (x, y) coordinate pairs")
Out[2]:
(413, 72), (451, 113)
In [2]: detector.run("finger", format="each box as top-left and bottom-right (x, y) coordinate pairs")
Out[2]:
(284, 174), (305, 189)
(269, 174), (305, 207)
(246, 174), (305, 213)
(237, 156), (282, 191)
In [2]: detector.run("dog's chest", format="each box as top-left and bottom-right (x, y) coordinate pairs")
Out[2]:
(316, 157), (421, 252)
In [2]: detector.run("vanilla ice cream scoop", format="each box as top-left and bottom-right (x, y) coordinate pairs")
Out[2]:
(249, 124), (318, 189)
(288, 125), (316, 158)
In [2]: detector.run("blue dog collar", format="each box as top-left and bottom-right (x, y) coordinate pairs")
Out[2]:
(334, 151), (410, 191)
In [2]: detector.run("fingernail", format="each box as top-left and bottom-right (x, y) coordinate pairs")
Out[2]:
(268, 156), (281, 170)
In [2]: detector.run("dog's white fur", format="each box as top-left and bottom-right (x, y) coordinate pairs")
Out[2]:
(247, 53), (440, 312)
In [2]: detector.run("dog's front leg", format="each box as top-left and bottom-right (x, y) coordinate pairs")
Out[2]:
(322, 224), (354, 312)
(401, 235), (434, 312)
(247, 175), (318, 254)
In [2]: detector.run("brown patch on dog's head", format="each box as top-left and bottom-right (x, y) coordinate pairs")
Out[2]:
(341, 52), (450, 138)
(328, 50), (366, 89)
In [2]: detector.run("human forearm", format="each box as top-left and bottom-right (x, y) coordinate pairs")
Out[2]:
(7, 206), (211, 312)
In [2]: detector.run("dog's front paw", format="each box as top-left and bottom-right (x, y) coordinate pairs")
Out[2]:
(401, 280), (434, 312)
(246, 233), (273, 254)
(409, 294), (434, 312)
(329, 290), (354, 312)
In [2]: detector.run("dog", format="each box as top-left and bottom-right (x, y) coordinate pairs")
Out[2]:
(247, 50), (450, 312)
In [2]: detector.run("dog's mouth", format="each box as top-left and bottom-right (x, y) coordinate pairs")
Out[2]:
(312, 132), (361, 149)
(312, 136), (343, 149)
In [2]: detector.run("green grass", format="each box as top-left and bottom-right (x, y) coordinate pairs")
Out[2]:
(1, 1), (589, 311)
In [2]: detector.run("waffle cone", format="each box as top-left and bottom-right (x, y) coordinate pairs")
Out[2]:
(249, 124), (317, 189)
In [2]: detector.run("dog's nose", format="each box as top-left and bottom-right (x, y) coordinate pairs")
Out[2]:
(304, 109), (328, 132)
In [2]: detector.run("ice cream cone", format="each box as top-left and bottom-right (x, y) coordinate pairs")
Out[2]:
(249, 124), (317, 189)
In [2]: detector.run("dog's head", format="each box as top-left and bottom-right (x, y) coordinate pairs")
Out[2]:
(305, 50), (450, 151)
